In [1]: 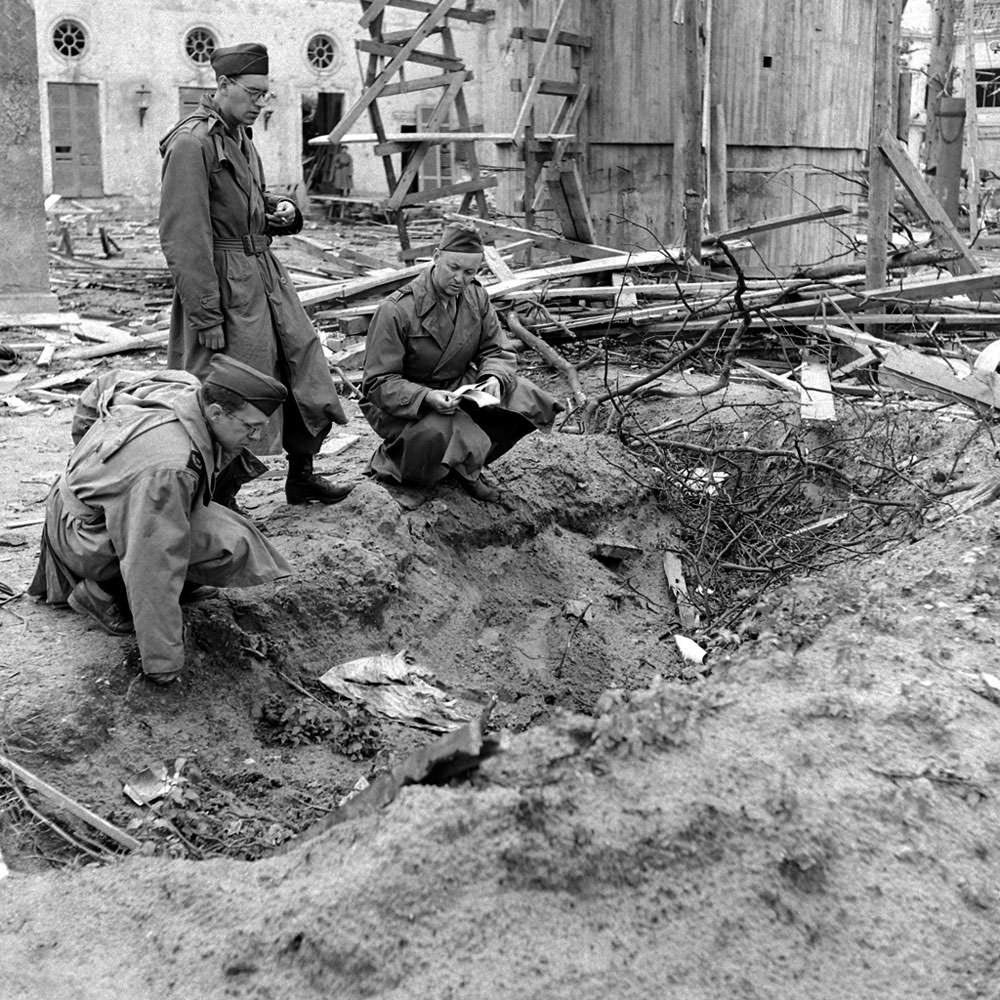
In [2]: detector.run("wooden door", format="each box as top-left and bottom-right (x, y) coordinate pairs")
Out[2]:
(48, 82), (103, 197)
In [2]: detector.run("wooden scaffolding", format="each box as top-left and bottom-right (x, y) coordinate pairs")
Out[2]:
(312, 0), (497, 252)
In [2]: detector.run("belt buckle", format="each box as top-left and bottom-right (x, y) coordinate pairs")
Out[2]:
(241, 234), (256, 255)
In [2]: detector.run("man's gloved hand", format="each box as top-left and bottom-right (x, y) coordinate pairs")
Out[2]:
(198, 325), (226, 350)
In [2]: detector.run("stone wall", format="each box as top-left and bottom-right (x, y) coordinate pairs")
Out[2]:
(0, 0), (57, 310)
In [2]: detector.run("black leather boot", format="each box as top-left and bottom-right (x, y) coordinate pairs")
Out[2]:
(285, 453), (353, 504)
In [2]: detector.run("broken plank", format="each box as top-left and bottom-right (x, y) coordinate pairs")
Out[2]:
(0, 752), (140, 853)
(861, 269), (1000, 303)
(61, 331), (169, 360)
(482, 245), (515, 281)
(799, 358), (837, 424)
(26, 366), (96, 391)
(289, 234), (336, 260)
(662, 551), (699, 630)
(485, 248), (689, 298)
(444, 212), (623, 261)
(36, 343), (56, 367)
(297, 262), (425, 308)
(611, 273), (638, 308)
(732, 359), (799, 393)
(879, 345), (1000, 410)
(705, 206), (851, 245)
(0, 312), (81, 330)
(877, 130), (981, 277)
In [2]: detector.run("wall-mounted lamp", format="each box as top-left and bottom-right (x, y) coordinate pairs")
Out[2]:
(136, 84), (151, 127)
(261, 90), (276, 131)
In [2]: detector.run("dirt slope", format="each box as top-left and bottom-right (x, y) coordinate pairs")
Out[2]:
(3, 419), (1000, 997)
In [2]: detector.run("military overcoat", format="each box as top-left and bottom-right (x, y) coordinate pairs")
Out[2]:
(361, 269), (561, 484)
(29, 372), (290, 680)
(159, 96), (345, 453)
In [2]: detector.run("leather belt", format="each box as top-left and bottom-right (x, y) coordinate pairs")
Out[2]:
(213, 235), (272, 255)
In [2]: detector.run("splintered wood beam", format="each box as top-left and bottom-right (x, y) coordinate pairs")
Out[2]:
(877, 130), (980, 277)
(324, 0), (461, 146)
(879, 345), (1000, 409)
(482, 245), (515, 281)
(0, 753), (140, 853)
(511, 0), (569, 143)
(705, 206), (850, 245)
(662, 551), (699, 631)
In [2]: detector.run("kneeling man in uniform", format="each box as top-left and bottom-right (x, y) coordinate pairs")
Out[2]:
(29, 356), (293, 685)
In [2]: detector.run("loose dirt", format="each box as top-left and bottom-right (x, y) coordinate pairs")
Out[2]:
(2, 208), (1000, 999)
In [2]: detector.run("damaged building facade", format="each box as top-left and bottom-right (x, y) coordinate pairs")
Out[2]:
(30, 0), (483, 205)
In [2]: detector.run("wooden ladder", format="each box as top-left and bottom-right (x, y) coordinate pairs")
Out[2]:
(315, 0), (496, 253)
(508, 2), (593, 236)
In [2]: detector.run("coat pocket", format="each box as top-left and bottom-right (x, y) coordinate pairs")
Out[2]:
(218, 252), (258, 312)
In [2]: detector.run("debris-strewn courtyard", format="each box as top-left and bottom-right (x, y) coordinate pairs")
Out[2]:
(3, 191), (1000, 998)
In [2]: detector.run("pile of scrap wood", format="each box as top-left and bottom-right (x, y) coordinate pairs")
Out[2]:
(0, 311), (171, 414)
(290, 205), (1000, 422)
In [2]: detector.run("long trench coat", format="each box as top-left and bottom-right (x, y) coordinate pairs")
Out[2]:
(159, 96), (345, 454)
(28, 372), (290, 680)
(361, 270), (562, 484)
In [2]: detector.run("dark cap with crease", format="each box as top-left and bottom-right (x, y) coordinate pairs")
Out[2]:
(203, 355), (286, 415)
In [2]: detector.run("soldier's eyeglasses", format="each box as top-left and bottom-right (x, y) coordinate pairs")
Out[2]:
(227, 412), (266, 439)
(229, 79), (270, 105)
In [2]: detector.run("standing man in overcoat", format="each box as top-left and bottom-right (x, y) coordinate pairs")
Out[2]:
(159, 41), (351, 508)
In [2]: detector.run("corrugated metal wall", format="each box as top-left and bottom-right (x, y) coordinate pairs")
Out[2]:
(479, 0), (876, 272)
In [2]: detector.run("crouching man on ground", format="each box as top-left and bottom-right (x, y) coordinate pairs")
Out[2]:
(29, 355), (292, 686)
(361, 222), (563, 502)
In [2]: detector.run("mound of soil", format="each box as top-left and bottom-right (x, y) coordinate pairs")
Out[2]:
(4, 491), (1000, 998)
(3, 236), (1000, 995)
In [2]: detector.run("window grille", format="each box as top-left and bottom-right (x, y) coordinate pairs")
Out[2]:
(307, 34), (337, 70)
(52, 19), (87, 58)
(185, 27), (217, 66)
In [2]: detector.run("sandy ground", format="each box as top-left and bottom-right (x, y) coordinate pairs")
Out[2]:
(2, 210), (1000, 998)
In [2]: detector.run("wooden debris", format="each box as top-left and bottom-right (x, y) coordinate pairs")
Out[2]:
(0, 752), (141, 853)
(662, 551), (700, 631)
(799, 356), (837, 424)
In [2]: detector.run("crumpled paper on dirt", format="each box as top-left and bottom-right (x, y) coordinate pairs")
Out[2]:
(318, 651), (469, 733)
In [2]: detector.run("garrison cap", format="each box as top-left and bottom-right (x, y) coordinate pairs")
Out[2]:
(437, 222), (484, 253)
(203, 355), (286, 415)
(211, 42), (269, 78)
